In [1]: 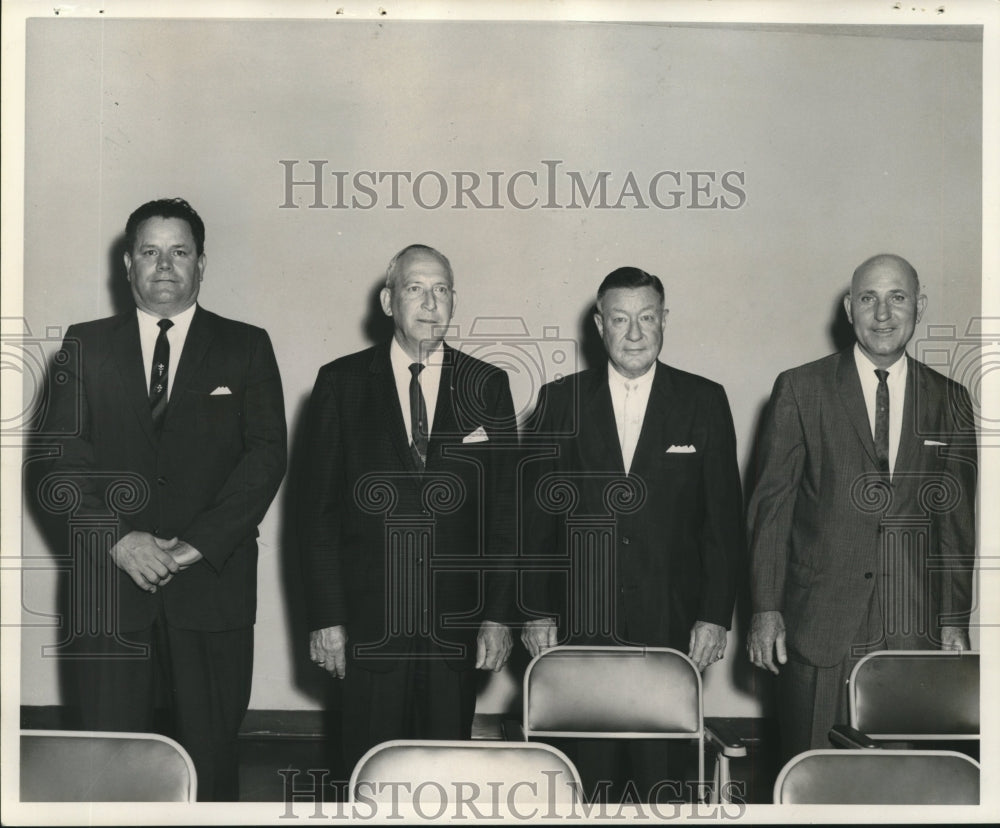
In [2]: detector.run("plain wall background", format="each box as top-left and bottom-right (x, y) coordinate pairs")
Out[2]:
(18, 19), (982, 718)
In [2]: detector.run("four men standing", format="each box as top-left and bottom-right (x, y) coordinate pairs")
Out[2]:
(44, 206), (978, 800)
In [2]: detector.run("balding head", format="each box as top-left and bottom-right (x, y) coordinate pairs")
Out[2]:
(851, 253), (920, 296)
(385, 244), (454, 290)
(844, 253), (926, 369)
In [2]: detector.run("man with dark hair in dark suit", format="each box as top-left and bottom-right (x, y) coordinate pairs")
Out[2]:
(747, 253), (977, 761)
(300, 244), (518, 775)
(44, 197), (287, 800)
(521, 266), (744, 801)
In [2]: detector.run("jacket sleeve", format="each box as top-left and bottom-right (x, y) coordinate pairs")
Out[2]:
(695, 382), (745, 628)
(42, 325), (136, 545)
(297, 366), (349, 632)
(935, 380), (977, 631)
(481, 368), (520, 625)
(747, 370), (807, 614)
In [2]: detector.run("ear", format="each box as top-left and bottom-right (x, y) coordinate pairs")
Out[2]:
(660, 307), (669, 332)
(915, 293), (927, 323)
(196, 253), (207, 282)
(123, 251), (132, 280)
(842, 293), (853, 324)
(380, 286), (393, 317)
(593, 312), (604, 337)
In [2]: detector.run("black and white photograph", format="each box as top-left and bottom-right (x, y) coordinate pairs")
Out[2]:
(2, 0), (997, 822)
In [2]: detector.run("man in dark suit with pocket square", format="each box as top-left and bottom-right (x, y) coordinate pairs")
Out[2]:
(746, 253), (977, 761)
(300, 244), (518, 775)
(44, 197), (287, 800)
(520, 266), (744, 801)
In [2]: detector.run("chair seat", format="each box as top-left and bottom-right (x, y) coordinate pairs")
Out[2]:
(775, 749), (979, 804)
(20, 730), (197, 802)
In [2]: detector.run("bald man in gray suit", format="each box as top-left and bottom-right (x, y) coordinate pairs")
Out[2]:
(747, 254), (977, 760)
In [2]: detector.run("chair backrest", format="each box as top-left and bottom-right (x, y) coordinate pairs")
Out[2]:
(349, 740), (582, 808)
(20, 730), (197, 802)
(774, 749), (979, 804)
(849, 650), (979, 738)
(523, 646), (702, 738)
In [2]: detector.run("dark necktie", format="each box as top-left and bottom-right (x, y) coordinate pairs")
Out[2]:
(408, 362), (428, 469)
(150, 318), (173, 430)
(874, 368), (890, 475)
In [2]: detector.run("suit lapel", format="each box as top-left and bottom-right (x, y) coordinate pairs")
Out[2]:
(835, 350), (879, 467)
(582, 367), (624, 473)
(629, 363), (683, 478)
(895, 356), (922, 473)
(109, 312), (157, 446)
(426, 345), (458, 466)
(164, 306), (214, 426)
(370, 342), (422, 475)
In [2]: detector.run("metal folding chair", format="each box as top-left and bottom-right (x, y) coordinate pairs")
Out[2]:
(348, 739), (582, 815)
(829, 650), (979, 748)
(517, 645), (745, 803)
(20, 729), (197, 802)
(774, 748), (979, 804)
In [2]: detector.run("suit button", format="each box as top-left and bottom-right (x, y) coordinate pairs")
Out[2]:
(864, 572), (873, 579)
(621, 537), (631, 545)
(157, 477), (167, 486)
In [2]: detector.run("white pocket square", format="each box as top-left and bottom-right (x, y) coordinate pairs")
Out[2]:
(666, 444), (696, 453)
(923, 439), (947, 446)
(210, 386), (232, 396)
(463, 426), (489, 444)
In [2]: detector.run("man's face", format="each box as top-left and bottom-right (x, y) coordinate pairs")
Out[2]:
(124, 216), (205, 317)
(380, 251), (455, 361)
(594, 286), (666, 379)
(844, 260), (926, 369)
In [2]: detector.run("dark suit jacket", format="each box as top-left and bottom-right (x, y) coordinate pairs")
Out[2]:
(299, 342), (518, 671)
(748, 350), (977, 667)
(522, 361), (744, 650)
(45, 306), (287, 633)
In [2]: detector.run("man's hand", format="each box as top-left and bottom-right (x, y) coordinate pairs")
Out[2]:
(747, 610), (787, 675)
(688, 620), (727, 672)
(109, 530), (180, 592)
(941, 625), (970, 651)
(154, 537), (203, 570)
(521, 618), (558, 659)
(310, 626), (347, 678)
(475, 620), (512, 672)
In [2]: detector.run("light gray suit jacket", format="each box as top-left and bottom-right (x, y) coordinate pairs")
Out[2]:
(748, 350), (976, 667)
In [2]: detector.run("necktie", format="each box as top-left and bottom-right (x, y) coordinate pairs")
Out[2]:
(149, 318), (173, 430)
(622, 381), (639, 473)
(874, 368), (890, 476)
(409, 362), (428, 469)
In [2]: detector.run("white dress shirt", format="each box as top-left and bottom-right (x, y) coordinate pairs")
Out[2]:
(389, 336), (444, 444)
(854, 344), (907, 477)
(608, 361), (656, 474)
(137, 303), (197, 400)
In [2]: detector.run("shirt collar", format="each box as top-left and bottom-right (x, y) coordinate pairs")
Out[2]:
(137, 302), (197, 334)
(607, 360), (656, 388)
(390, 336), (446, 372)
(853, 344), (907, 380)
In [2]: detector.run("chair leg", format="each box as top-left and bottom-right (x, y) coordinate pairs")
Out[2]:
(712, 754), (731, 805)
